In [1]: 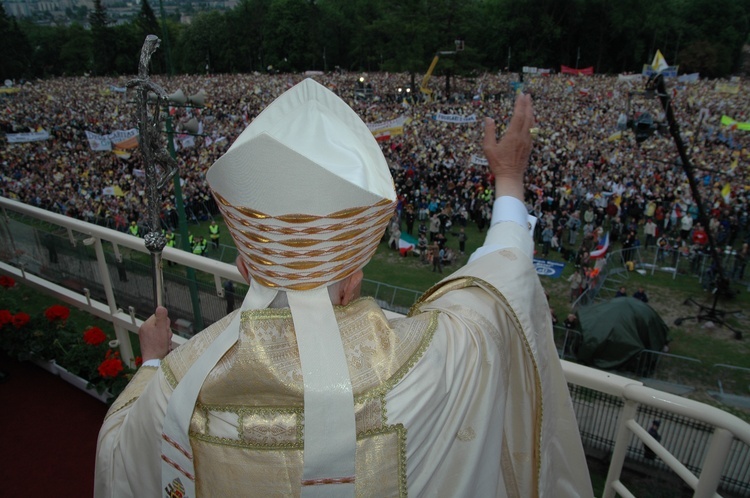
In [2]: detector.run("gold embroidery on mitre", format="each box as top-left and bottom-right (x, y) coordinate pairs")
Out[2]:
(221, 204), (392, 234)
(214, 191), (394, 223)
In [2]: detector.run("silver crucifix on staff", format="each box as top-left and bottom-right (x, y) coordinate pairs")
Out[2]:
(128, 35), (178, 309)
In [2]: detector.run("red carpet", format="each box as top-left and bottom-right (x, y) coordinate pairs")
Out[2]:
(0, 353), (107, 497)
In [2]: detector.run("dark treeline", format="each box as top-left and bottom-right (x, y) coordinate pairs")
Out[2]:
(1, 0), (749, 80)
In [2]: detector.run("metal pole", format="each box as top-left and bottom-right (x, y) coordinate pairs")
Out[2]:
(165, 116), (204, 331)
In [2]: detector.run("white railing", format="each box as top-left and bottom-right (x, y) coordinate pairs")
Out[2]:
(1, 196), (749, 497)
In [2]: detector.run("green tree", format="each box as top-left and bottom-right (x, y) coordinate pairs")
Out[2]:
(175, 10), (231, 73)
(89, 0), (114, 75)
(0, 4), (32, 79)
(224, 0), (272, 72)
(263, 0), (317, 72)
(59, 23), (92, 76)
(135, 0), (165, 73)
(679, 0), (750, 77)
(111, 22), (143, 75)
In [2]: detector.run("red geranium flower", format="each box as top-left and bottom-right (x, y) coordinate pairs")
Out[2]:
(12, 312), (30, 329)
(0, 275), (15, 288)
(0, 309), (12, 326)
(83, 326), (107, 346)
(134, 356), (143, 368)
(98, 357), (124, 378)
(44, 304), (70, 323)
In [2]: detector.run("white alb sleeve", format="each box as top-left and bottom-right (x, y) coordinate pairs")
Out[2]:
(468, 197), (537, 263)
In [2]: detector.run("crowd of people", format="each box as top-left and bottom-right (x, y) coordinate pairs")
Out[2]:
(2, 71), (750, 286)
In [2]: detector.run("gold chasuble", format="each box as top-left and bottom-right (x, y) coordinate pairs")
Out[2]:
(97, 244), (592, 497)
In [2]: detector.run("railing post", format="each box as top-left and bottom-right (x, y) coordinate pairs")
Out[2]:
(693, 428), (733, 498)
(603, 399), (639, 498)
(91, 237), (134, 366)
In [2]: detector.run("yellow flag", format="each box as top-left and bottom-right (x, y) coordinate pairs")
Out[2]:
(651, 49), (668, 73)
(722, 183), (732, 202)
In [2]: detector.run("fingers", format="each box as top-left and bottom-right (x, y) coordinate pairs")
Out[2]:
(483, 117), (497, 150)
(508, 93), (534, 135)
(485, 93), (535, 147)
(139, 306), (173, 361)
(154, 305), (170, 329)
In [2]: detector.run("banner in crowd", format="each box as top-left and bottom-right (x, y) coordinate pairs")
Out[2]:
(110, 129), (139, 149)
(522, 66), (552, 75)
(617, 73), (642, 82)
(108, 85), (127, 93)
(678, 73), (700, 83)
(85, 129), (139, 151)
(641, 65), (678, 78)
(561, 65), (594, 75)
(6, 129), (50, 143)
(367, 115), (408, 140)
(720, 115), (750, 131)
(715, 80), (740, 95)
(85, 131), (112, 151)
(0, 87), (20, 94)
(470, 154), (488, 166)
(175, 133), (195, 150)
(432, 113), (477, 124)
(102, 186), (124, 197)
(532, 258), (565, 278)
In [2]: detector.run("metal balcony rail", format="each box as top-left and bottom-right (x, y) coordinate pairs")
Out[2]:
(1, 196), (749, 497)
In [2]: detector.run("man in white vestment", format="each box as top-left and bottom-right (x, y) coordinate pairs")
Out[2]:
(95, 79), (593, 497)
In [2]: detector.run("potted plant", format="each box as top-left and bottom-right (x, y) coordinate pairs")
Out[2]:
(0, 276), (141, 403)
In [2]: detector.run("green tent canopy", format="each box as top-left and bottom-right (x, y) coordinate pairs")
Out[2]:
(575, 297), (670, 370)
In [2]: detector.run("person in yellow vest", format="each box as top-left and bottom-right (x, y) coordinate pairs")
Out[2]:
(164, 230), (176, 266)
(165, 230), (175, 248)
(96, 82), (593, 497)
(209, 220), (220, 249)
(128, 221), (139, 237)
(192, 236), (206, 256)
(187, 232), (194, 248)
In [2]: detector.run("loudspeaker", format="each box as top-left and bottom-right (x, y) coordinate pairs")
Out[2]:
(168, 89), (187, 105)
(183, 117), (200, 134)
(188, 90), (206, 107)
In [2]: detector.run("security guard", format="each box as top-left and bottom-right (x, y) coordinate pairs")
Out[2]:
(165, 230), (176, 266)
(209, 220), (220, 249)
(128, 221), (140, 237)
(192, 236), (205, 256)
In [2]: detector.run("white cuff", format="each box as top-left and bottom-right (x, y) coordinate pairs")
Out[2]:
(469, 197), (536, 262)
(142, 359), (161, 368)
(491, 196), (535, 232)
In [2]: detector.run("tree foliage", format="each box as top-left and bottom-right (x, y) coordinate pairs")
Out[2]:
(89, 0), (114, 76)
(2, 0), (749, 80)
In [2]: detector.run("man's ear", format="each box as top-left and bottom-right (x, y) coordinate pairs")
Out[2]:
(339, 270), (364, 306)
(236, 256), (251, 283)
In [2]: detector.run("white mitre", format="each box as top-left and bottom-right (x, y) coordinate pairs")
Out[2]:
(160, 79), (396, 498)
